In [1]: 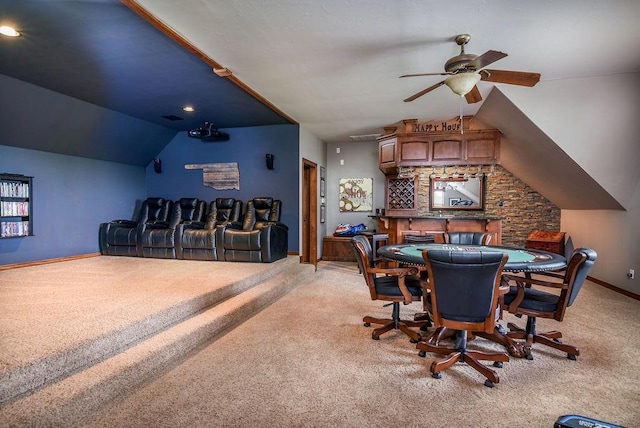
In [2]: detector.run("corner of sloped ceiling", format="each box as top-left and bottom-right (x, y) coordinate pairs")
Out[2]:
(0, 74), (177, 166)
(475, 87), (624, 210)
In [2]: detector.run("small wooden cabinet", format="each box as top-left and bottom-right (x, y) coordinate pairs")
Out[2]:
(322, 236), (356, 262)
(526, 231), (565, 255)
(1, 174), (33, 238)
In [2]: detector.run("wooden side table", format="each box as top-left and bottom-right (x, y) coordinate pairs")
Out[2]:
(322, 236), (356, 261)
(526, 231), (566, 256)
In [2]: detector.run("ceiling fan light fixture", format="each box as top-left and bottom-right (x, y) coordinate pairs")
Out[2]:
(0, 25), (21, 37)
(444, 72), (481, 96)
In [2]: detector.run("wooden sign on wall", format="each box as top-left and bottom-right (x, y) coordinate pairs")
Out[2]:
(185, 162), (240, 190)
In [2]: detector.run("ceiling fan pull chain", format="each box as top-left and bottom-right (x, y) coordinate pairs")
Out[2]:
(459, 98), (464, 134)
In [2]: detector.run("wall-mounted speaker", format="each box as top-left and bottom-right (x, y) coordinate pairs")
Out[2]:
(266, 153), (274, 170)
(153, 159), (162, 174)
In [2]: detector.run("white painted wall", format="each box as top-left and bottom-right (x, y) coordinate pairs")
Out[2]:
(503, 73), (640, 293)
(562, 180), (640, 294)
(299, 125), (327, 258)
(501, 73), (640, 208)
(325, 141), (385, 237)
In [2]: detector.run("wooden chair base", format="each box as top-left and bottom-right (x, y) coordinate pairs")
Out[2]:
(363, 315), (428, 342)
(507, 322), (579, 360)
(417, 331), (509, 387)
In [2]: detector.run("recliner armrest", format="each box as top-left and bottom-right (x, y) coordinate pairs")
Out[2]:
(224, 221), (243, 230)
(110, 219), (137, 227)
(145, 221), (171, 229)
(181, 221), (206, 230)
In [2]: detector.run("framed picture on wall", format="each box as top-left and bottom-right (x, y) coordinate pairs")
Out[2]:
(320, 178), (326, 198)
(339, 177), (373, 212)
(320, 204), (325, 223)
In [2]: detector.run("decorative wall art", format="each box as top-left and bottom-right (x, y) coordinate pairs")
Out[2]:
(339, 178), (373, 212)
(185, 162), (240, 190)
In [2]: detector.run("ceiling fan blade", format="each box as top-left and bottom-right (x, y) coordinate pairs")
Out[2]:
(464, 85), (482, 104)
(400, 72), (451, 78)
(480, 69), (541, 86)
(403, 81), (445, 102)
(466, 50), (508, 70)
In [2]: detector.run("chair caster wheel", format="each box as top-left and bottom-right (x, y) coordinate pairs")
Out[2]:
(525, 354), (534, 361)
(554, 338), (563, 344)
(410, 338), (418, 344)
(372, 333), (379, 340)
(567, 354), (577, 360)
(432, 372), (442, 379)
(420, 324), (430, 331)
(493, 361), (503, 368)
(363, 322), (371, 327)
(484, 379), (495, 388)
(418, 350), (426, 358)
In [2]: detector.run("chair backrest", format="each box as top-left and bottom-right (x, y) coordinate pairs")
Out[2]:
(445, 231), (491, 245)
(422, 250), (508, 334)
(205, 198), (242, 229)
(561, 247), (597, 311)
(242, 197), (281, 230)
(350, 235), (378, 300)
(169, 198), (206, 228)
(136, 197), (172, 224)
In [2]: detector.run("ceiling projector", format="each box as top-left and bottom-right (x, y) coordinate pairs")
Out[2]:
(188, 122), (229, 142)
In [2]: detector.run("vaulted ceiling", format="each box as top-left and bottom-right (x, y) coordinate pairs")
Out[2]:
(1, 0), (638, 210)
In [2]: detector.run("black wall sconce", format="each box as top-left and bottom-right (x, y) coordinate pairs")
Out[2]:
(153, 159), (162, 174)
(266, 153), (275, 170)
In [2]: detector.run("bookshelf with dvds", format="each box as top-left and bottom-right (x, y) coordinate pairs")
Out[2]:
(1, 174), (33, 238)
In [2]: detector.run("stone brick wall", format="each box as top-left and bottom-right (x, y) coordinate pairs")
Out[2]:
(400, 165), (560, 247)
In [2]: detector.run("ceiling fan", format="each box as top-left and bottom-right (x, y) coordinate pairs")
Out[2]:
(400, 34), (541, 103)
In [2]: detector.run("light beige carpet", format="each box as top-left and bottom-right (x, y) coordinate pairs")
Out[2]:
(88, 262), (639, 427)
(1, 259), (638, 427)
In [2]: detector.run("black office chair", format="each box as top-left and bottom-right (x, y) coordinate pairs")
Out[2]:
(351, 235), (430, 342)
(444, 231), (491, 245)
(417, 249), (509, 387)
(502, 248), (597, 360)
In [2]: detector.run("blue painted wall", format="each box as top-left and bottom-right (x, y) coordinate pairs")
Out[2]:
(0, 144), (146, 265)
(146, 124), (300, 252)
(0, 123), (300, 265)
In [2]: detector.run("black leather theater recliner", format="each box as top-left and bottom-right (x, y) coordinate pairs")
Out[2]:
(216, 197), (288, 263)
(139, 197), (205, 259)
(177, 198), (242, 261)
(99, 197), (172, 257)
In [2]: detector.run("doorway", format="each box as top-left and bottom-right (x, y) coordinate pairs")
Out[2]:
(302, 159), (318, 269)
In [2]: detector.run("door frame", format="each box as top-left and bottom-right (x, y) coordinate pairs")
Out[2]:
(302, 158), (318, 269)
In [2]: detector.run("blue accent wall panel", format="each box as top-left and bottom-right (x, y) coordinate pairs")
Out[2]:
(0, 145), (146, 265)
(146, 124), (300, 252)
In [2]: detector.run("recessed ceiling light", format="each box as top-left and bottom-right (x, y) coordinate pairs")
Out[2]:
(0, 26), (21, 37)
(182, 106), (195, 112)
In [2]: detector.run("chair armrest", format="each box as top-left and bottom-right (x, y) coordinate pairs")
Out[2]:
(224, 221), (243, 230)
(144, 221), (170, 229)
(110, 219), (137, 227)
(502, 273), (569, 312)
(369, 266), (418, 276)
(503, 274), (568, 290)
(370, 266), (419, 304)
(182, 221), (206, 229)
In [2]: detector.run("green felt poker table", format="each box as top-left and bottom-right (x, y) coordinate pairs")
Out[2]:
(377, 243), (566, 273)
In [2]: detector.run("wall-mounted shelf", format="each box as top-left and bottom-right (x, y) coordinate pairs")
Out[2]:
(1, 173), (33, 238)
